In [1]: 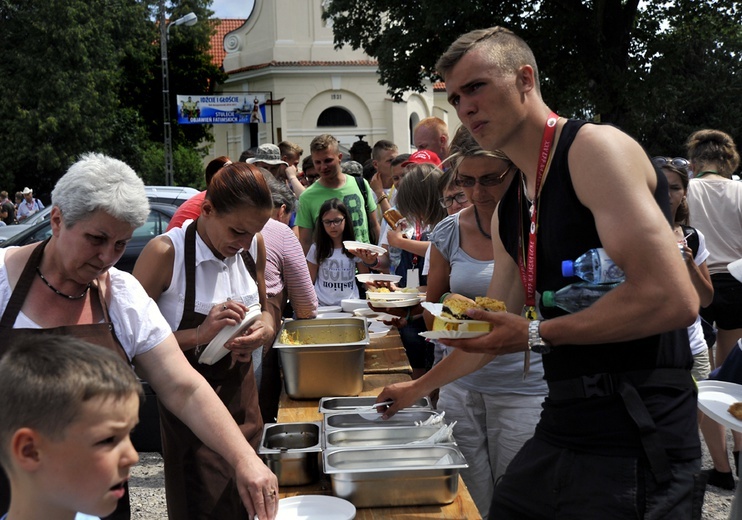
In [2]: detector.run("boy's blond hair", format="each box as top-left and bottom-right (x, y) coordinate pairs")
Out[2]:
(0, 335), (142, 469)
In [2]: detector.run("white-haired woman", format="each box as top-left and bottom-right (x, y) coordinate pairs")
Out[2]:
(0, 153), (278, 520)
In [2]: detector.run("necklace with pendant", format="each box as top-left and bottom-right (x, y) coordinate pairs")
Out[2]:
(522, 176), (535, 217)
(473, 206), (491, 239)
(36, 267), (91, 300)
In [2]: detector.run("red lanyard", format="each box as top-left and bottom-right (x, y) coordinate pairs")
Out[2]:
(411, 221), (422, 266)
(518, 112), (559, 320)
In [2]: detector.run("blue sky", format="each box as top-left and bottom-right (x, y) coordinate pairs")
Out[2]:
(211, 0), (255, 19)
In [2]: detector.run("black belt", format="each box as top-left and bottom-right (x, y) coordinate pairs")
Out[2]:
(547, 368), (696, 485)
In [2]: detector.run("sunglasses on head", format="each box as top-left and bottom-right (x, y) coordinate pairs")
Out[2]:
(454, 164), (514, 188)
(652, 157), (690, 170)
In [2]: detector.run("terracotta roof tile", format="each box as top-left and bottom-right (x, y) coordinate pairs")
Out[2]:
(209, 18), (246, 67)
(433, 81), (446, 91)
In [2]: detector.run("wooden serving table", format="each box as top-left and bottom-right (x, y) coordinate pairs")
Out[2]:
(364, 329), (412, 375)
(275, 330), (482, 519)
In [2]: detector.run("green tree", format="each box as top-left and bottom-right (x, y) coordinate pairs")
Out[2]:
(324, 0), (742, 154)
(0, 0), (225, 192)
(0, 0), (149, 194)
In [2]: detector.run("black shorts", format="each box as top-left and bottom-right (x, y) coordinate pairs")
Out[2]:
(700, 273), (742, 330)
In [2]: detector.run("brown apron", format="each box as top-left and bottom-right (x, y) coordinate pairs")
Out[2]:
(0, 239), (132, 520)
(158, 221), (263, 520)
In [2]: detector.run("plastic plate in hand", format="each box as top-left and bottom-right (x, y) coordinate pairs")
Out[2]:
(198, 305), (262, 366)
(368, 297), (421, 308)
(356, 273), (402, 284)
(419, 330), (488, 340)
(343, 240), (386, 256)
(697, 380), (742, 433)
(366, 290), (419, 301)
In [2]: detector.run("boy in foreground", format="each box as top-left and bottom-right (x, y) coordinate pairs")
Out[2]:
(0, 335), (142, 520)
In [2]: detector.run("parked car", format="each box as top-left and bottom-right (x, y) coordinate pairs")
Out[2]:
(0, 206), (53, 244)
(0, 202), (177, 273)
(144, 185), (199, 206)
(0, 186), (196, 245)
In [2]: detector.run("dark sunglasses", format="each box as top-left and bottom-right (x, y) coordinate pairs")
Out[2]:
(652, 156), (690, 170)
(454, 164), (514, 188)
(439, 192), (468, 208)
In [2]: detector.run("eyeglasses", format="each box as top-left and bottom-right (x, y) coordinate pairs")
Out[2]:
(439, 192), (468, 208)
(652, 157), (690, 170)
(454, 164), (514, 188)
(306, 174), (320, 181)
(322, 217), (345, 227)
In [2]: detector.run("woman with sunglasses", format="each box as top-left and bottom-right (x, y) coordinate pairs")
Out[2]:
(376, 127), (547, 519)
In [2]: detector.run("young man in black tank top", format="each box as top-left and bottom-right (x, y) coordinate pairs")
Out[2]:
(412, 26), (704, 518)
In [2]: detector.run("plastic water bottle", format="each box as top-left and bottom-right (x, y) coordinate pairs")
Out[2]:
(562, 248), (625, 284)
(541, 282), (621, 313)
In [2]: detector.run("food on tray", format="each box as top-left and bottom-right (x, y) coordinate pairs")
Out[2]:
(432, 318), (491, 332)
(432, 294), (507, 332)
(367, 287), (391, 293)
(279, 327), (364, 345)
(475, 296), (507, 313)
(441, 294), (478, 320)
(441, 294), (506, 319)
(729, 402), (742, 420)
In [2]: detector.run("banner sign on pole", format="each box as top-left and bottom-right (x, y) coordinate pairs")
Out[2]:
(177, 94), (267, 124)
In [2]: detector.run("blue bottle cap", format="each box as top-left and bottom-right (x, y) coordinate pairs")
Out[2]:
(561, 260), (574, 277)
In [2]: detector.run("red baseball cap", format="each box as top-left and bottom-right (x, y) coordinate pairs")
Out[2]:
(401, 150), (441, 168)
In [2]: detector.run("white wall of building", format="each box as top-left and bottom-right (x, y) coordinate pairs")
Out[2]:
(207, 0), (459, 166)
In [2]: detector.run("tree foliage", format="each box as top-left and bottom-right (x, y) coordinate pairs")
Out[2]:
(0, 0), (225, 194)
(325, 0), (742, 156)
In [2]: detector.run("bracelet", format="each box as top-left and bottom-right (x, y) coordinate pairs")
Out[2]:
(439, 292), (451, 304)
(363, 257), (379, 268)
(376, 194), (388, 205)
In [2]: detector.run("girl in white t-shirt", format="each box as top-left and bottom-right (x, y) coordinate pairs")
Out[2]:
(306, 199), (369, 306)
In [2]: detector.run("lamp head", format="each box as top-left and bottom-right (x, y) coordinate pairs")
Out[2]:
(173, 12), (197, 27)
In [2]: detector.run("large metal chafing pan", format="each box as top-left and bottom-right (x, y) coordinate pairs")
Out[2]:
(323, 445), (468, 508)
(323, 410), (442, 432)
(317, 396), (432, 415)
(257, 422), (322, 486)
(274, 317), (369, 399)
(323, 425), (454, 450)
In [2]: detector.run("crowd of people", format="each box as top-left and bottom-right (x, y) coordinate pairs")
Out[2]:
(0, 24), (740, 520)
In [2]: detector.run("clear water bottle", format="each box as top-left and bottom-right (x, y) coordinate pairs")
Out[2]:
(541, 282), (621, 314)
(562, 248), (625, 284)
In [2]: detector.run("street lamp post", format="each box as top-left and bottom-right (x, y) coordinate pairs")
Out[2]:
(160, 1), (197, 186)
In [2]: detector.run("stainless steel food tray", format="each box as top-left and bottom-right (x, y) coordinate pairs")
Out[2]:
(323, 425), (455, 450)
(323, 410), (443, 432)
(323, 445), (468, 508)
(317, 396), (432, 415)
(274, 318), (369, 399)
(258, 422), (322, 486)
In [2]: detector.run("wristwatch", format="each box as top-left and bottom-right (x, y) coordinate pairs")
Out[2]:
(528, 320), (552, 354)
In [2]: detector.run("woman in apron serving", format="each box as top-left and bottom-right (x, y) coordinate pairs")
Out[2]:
(0, 153), (278, 520)
(134, 162), (275, 519)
